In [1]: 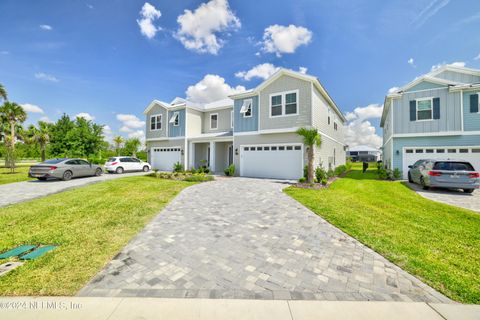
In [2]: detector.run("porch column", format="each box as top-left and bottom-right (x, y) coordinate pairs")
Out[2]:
(188, 141), (194, 169)
(210, 141), (216, 173)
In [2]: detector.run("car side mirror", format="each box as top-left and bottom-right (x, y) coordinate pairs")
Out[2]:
(408, 165), (413, 169)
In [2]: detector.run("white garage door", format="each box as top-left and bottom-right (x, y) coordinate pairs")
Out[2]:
(240, 144), (303, 180)
(402, 146), (480, 179)
(151, 147), (181, 171)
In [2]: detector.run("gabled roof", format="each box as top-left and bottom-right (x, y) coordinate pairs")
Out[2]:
(143, 98), (233, 114)
(228, 68), (346, 122)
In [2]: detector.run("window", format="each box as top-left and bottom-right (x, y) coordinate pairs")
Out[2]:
(433, 162), (474, 171)
(285, 92), (297, 115)
(286, 146), (293, 150)
(448, 149), (457, 153)
(264, 146), (270, 151)
(240, 99), (252, 118)
(426, 149), (434, 153)
(78, 159), (90, 165)
(334, 122), (338, 131)
(416, 98), (433, 120)
(294, 146), (301, 150)
(150, 114), (162, 130)
(271, 146), (277, 151)
(231, 111), (234, 128)
(270, 91), (298, 117)
(459, 149), (469, 153)
(406, 149), (413, 153)
(271, 95), (282, 116)
(210, 113), (218, 129)
(169, 112), (179, 126)
(472, 148), (480, 153)
(279, 146), (285, 150)
(436, 149), (445, 153)
(415, 149), (423, 153)
(328, 116), (330, 125)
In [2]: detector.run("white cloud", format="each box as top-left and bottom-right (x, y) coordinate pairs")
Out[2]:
(39, 24), (53, 31)
(388, 87), (399, 94)
(411, 0), (450, 28)
(235, 63), (279, 81)
(407, 58), (415, 67)
(116, 114), (145, 131)
(128, 130), (145, 140)
(0, 51), (9, 55)
(186, 74), (245, 103)
(344, 104), (384, 149)
(431, 61), (466, 70)
(34, 72), (59, 82)
(137, 2), (162, 39)
(176, 0), (240, 54)
(474, 53), (480, 60)
(39, 116), (53, 123)
(298, 67), (308, 74)
(261, 24), (312, 57)
(75, 112), (95, 121)
(21, 103), (44, 114)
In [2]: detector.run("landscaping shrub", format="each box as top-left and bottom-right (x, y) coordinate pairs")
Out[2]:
(327, 169), (335, 179)
(184, 174), (214, 182)
(334, 165), (347, 176)
(224, 164), (235, 176)
(315, 167), (327, 182)
(173, 161), (184, 173)
(298, 177), (306, 183)
(303, 165), (308, 179)
(393, 168), (402, 180)
(320, 179), (328, 185)
(149, 171), (213, 182)
(345, 161), (352, 171)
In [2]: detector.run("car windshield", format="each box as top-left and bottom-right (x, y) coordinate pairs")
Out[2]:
(107, 157), (117, 162)
(42, 159), (66, 164)
(433, 162), (475, 171)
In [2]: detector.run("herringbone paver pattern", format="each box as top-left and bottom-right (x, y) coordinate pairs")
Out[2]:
(79, 178), (450, 302)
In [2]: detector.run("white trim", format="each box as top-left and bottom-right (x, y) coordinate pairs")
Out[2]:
(150, 114), (162, 131)
(233, 131), (260, 136)
(210, 113), (218, 130)
(258, 127), (299, 134)
(169, 112), (180, 126)
(393, 131), (480, 138)
(240, 99), (253, 118)
(269, 90), (299, 118)
(146, 136), (185, 142)
(415, 97), (433, 121)
(460, 89), (464, 131)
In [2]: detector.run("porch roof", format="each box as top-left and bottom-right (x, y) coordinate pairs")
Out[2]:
(188, 131), (233, 142)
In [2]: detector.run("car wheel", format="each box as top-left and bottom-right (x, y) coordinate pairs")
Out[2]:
(95, 168), (103, 176)
(115, 167), (124, 174)
(62, 170), (73, 181)
(408, 172), (413, 183)
(37, 177), (47, 181)
(420, 177), (429, 190)
(143, 166), (150, 172)
(464, 189), (474, 194)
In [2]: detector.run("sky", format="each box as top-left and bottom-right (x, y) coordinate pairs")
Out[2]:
(0, 0), (479, 148)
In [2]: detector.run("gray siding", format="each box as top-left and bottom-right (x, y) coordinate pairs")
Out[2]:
(202, 108), (233, 133)
(145, 104), (167, 140)
(463, 90), (480, 131)
(434, 70), (480, 84)
(311, 86), (344, 144)
(393, 88), (462, 134)
(234, 96), (259, 133)
(405, 81), (447, 92)
(168, 109), (186, 137)
(259, 75), (312, 130)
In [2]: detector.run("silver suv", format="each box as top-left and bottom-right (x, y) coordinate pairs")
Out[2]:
(408, 159), (479, 193)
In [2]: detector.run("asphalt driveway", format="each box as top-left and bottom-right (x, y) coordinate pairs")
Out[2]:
(79, 177), (449, 302)
(408, 183), (480, 212)
(0, 171), (148, 207)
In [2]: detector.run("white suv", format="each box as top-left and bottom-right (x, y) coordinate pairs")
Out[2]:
(105, 157), (151, 174)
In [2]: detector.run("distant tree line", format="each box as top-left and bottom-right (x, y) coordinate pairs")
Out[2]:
(0, 82), (144, 171)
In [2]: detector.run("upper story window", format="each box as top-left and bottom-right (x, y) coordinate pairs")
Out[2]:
(150, 114), (162, 130)
(470, 93), (479, 113)
(169, 112), (179, 126)
(334, 122), (338, 131)
(416, 98), (433, 121)
(270, 90), (298, 117)
(240, 99), (252, 118)
(210, 113), (218, 130)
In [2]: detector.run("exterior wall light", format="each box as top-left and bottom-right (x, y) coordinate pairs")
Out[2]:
(235, 148), (238, 155)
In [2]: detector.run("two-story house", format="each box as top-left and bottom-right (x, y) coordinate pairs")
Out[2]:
(144, 68), (346, 180)
(381, 65), (480, 179)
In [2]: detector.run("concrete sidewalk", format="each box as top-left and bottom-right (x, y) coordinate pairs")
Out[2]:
(0, 298), (478, 320)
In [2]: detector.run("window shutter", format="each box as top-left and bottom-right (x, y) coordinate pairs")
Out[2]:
(433, 97), (440, 119)
(471, 94), (479, 113)
(409, 100), (416, 121)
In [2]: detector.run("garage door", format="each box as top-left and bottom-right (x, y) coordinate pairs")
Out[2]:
(240, 144), (303, 180)
(402, 146), (480, 179)
(151, 147), (181, 171)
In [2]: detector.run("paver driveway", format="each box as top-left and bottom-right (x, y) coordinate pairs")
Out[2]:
(408, 183), (480, 212)
(79, 178), (449, 302)
(0, 171), (148, 207)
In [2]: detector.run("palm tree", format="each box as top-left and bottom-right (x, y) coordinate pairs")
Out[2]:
(27, 121), (50, 162)
(296, 127), (322, 183)
(0, 83), (7, 102)
(127, 137), (141, 157)
(0, 102), (27, 172)
(113, 136), (124, 155)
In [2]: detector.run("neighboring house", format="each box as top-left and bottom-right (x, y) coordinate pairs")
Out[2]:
(347, 145), (381, 162)
(144, 68), (347, 180)
(381, 65), (480, 179)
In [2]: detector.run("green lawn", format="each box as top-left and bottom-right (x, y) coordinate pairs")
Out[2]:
(0, 166), (35, 185)
(0, 176), (194, 296)
(285, 163), (480, 303)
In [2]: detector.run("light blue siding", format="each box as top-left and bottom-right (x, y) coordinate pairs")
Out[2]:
(434, 70), (480, 84)
(463, 91), (480, 131)
(233, 96), (258, 133)
(392, 135), (480, 171)
(405, 81), (447, 92)
(168, 109), (185, 137)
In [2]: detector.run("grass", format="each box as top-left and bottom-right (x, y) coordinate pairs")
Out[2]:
(0, 176), (194, 296)
(285, 163), (480, 303)
(0, 165), (35, 185)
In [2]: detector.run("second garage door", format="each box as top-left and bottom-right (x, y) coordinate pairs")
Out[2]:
(151, 147), (182, 171)
(240, 144), (303, 180)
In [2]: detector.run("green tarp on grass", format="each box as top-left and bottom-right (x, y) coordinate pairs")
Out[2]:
(0, 245), (36, 259)
(20, 246), (57, 260)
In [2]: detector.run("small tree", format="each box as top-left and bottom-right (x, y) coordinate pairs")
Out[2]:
(0, 83), (7, 102)
(296, 127), (322, 183)
(124, 137), (141, 157)
(113, 136), (124, 155)
(0, 102), (27, 172)
(27, 121), (51, 162)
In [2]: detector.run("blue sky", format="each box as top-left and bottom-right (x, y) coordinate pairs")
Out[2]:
(0, 0), (479, 147)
